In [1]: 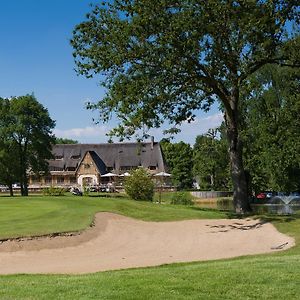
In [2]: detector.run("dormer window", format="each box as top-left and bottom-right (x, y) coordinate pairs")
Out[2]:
(71, 155), (81, 159)
(55, 155), (63, 160)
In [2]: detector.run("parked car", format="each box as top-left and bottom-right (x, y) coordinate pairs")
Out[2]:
(256, 192), (267, 199)
(290, 191), (300, 197)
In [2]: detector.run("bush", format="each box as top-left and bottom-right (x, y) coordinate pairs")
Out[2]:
(124, 168), (154, 201)
(43, 186), (65, 196)
(171, 192), (194, 205)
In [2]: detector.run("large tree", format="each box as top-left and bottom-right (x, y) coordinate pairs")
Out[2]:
(71, 0), (300, 213)
(0, 99), (20, 196)
(0, 95), (55, 196)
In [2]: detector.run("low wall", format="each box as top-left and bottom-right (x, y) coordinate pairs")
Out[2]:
(191, 191), (233, 199)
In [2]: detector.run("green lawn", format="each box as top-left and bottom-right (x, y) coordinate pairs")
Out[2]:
(0, 194), (300, 299)
(0, 194), (225, 239)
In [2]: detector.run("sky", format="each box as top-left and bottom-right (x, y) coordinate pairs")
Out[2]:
(0, 0), (223, 145)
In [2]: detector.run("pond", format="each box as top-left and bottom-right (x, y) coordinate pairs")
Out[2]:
(195, 195), (300, 215)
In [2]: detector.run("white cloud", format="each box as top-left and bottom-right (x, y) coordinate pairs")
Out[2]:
(148, 112), (224, 144)
(53, 112), (224, 145)
(53, 125), (111, 143)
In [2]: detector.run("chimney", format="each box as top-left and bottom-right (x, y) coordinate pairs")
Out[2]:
(151, 136), (154, 150)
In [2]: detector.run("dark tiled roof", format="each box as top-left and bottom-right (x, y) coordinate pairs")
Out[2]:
(48, 142), (165, 173)
(88, 151), (107, 175)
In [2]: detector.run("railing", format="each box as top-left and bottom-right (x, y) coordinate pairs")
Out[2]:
(191, 191), (233, 199)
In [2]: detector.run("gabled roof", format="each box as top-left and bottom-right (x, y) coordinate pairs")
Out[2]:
(89, 151), (107, 175)
(75, 150), (107, 175)
(48, 142), (166, 173)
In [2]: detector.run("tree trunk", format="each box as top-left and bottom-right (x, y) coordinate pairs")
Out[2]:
(210, 173), (214, 190)
(21, 168), (29, 196)
(225, 104), (251, 214)
(8, 184), (13, 197)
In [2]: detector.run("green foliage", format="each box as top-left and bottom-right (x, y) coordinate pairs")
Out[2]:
(43, 186), (66, 196)
(241, 65), (300, 193)
(193, 127), (231, 191)
(71, 1), (300, 212)
(55, 137), (78, 144)
(71, 0), (299, 139)
(170, 192), (194, 205)
(0, 95), (55, 196)
(124, 168), (154, 201)
(161, 140), (193, 190)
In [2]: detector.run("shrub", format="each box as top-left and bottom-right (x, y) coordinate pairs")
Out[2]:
(43, 186), (65, 196)
(124, 168), (154, 201)
(171, 192), (194, 205)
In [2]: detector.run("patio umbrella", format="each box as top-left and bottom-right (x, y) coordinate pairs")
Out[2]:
(119, 172), (131, 177)
(154, 172), (171, 177)
(101, 172), (118, 177)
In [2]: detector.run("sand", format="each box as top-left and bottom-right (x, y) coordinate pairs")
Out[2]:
(0, 213), (294, 274)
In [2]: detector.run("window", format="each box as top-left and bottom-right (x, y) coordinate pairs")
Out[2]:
(55, 155), (63, 160)
(57, 177), (64, 184)
(45, 176), (52, 184)
(70, 176), (77, 184)
(66, 167), (76, 171)
(71, 155), (81, 160)
(31, 176), (39, 184)
(149, 166), (157, 170)
(120, 166), (132, 171)
(50, 166), (63, 171)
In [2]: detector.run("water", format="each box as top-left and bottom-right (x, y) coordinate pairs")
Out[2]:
(251, 195), (300, 215)
(195, 195), (300, 215)
(195, 198), (234, 211)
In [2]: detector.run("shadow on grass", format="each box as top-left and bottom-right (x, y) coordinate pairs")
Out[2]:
(88, 193), (127, 199)
(253, 213), (300, 223)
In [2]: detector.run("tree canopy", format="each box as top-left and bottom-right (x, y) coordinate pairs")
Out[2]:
(241, 65), (300, 193)
(55, 137), (78, 144)
(72, 0), (300, 213)
(0, 95), (55, 196)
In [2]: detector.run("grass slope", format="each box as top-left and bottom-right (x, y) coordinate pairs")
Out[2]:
(0, 194), (225, 239)
(0, 195), (300, 299)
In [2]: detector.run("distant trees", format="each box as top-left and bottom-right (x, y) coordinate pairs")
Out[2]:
(0, 95), (55, 196)
(55, 138), (78, 144)
(160, 140), (193, 190)
(193, 129), (231, 191)
(241, 65), (300, 193)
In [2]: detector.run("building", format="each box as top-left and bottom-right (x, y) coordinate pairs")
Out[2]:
(29, 140), (166, 189)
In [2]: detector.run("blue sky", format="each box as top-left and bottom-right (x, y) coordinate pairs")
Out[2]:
(0, 0), (222, 145)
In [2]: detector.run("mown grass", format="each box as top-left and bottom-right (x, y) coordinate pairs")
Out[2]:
(0, 194), (225, 239)
(0, 194), (300, 299)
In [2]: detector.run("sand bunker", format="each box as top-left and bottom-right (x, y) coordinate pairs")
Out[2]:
(0, 213), (294, 274)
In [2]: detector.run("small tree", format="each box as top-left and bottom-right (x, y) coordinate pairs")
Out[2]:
(124, 168), (154, 201)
